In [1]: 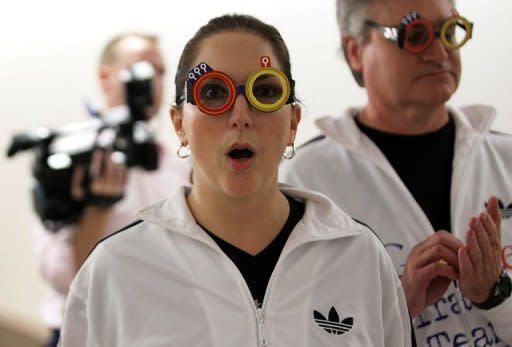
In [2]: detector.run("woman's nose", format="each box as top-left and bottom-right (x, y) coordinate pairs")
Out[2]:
(229, 93), (254, 129)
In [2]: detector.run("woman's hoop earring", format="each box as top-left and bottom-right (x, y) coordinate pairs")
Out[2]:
(177, 143), (190, 158)
(283, 143), (295, 159)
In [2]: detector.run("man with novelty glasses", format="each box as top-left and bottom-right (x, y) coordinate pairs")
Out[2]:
(281, 0), (512, 345)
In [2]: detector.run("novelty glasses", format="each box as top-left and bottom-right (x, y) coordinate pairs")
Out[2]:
(179, 56), (295, 116)
(365, 10), (473, 53)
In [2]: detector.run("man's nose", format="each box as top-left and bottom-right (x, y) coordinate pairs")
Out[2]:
(422, 35), (449, 63)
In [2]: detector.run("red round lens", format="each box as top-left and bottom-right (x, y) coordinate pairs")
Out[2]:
(193, 71), (236, 115)
(404, 18), (434, 53)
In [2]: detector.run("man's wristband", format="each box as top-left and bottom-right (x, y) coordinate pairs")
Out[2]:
(474, 269), (512, 310)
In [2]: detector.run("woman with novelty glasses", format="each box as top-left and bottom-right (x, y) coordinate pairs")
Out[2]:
(58, 14), (411, 346)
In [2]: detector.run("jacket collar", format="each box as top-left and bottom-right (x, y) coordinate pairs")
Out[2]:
(450, 105), (495, 150)
(314, 104), (496, 174)
(136, 185), (362, 249)
(315, 104), (496, 150)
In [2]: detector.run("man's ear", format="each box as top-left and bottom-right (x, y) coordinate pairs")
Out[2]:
(169, 106), (187, 145)
(98, 65), (111, 95)
(288, 104), (302, 145)
(342, 35), (364, 72)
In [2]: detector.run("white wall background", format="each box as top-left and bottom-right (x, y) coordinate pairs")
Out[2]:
(1, 0), (511, 327)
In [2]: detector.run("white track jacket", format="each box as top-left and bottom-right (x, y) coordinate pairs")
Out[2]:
(59, 185), (410, 346)
(280, 105), (512, 347)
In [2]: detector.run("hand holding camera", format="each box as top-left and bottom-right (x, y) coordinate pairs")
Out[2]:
(6, 61), (159, 231)
(70, 148), (128, 205)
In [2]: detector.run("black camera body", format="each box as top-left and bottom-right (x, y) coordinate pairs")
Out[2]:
(6, 61), (159, 231)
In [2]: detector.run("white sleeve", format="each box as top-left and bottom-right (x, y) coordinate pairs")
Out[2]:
(58, 288), (91, 347)
(383, 262), (412, 346)
(370, 231), (412, 347)
(59, 244), (115, 347)
(33, 217), (76, 295)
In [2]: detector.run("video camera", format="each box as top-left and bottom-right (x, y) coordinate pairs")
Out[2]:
(6, 61), (159, 231)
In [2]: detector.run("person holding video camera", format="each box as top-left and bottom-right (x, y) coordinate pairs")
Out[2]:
(33, 32), (191, 347)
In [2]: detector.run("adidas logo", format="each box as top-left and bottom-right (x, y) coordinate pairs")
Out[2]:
(485, 199), (512, 220)
(313, 306), (354, 335)
(499, 200), (512, 219)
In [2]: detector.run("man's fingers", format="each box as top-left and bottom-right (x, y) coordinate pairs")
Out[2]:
(486, 196), (502, 233)
(414, 243), (460, 271)
(113, 165), (127, 192)
(415, 261), (458, 285)
(435, 230), (465, 251)
(70, 165), (86, 200)
(480, 213), (501, 249)
(89, 149), (104, 179)
(407, 231), (463, 270)
(465, 227), (483, 271)
(89, 150), (128, 196)
(458, 246), (473, 279)
(480, 212), (500, 249)
(472, 216), (493, 264)
(104, 155), (126, 189)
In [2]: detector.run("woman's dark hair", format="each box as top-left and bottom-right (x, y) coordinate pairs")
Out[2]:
(174, 14), (292, 104)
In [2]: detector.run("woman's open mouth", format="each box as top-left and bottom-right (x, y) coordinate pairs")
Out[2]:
(226, 145), (256, 171)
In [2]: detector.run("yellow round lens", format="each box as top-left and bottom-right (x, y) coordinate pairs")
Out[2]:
(246, 67), (290, 112)
(441, 16), (473, 50)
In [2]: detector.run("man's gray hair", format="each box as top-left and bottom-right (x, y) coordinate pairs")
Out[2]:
(336, 0), (372, 41)
(335, 0), (374, 86)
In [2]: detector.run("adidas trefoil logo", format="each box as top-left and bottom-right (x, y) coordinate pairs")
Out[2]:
(313, 306), (354, 335)
(499, 200), (512, 219)
(485, 199), (512, 220)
